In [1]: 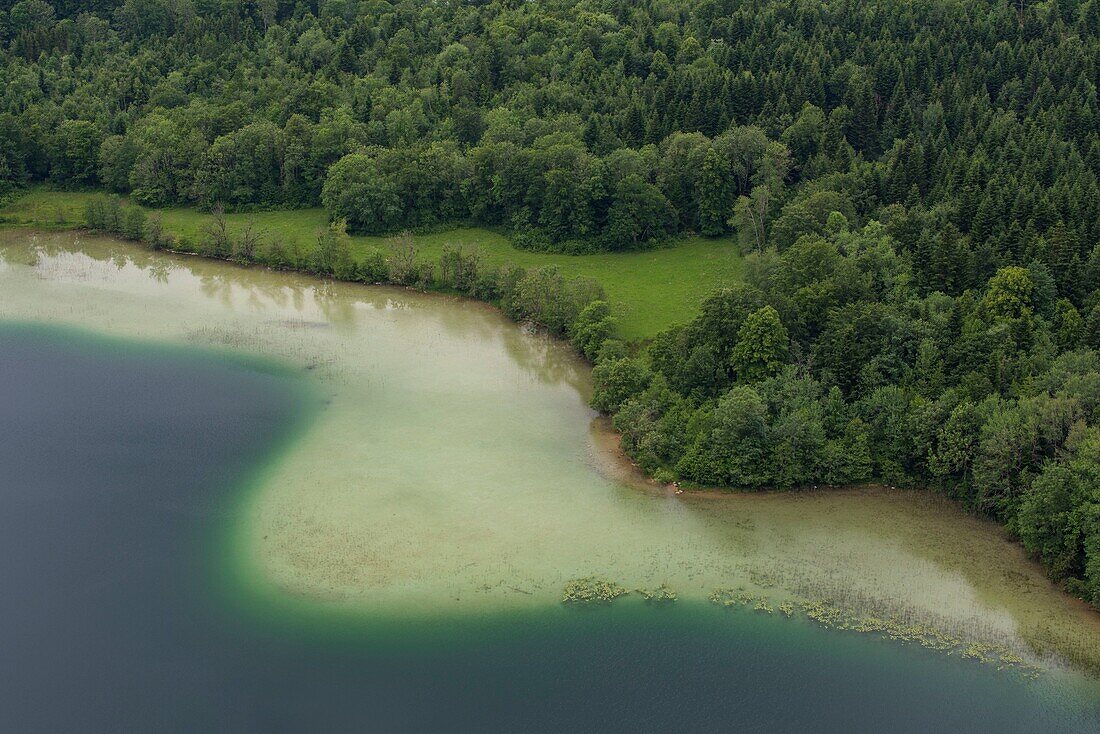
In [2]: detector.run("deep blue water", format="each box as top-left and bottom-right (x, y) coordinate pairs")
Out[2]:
(1, 322), (1098, 733)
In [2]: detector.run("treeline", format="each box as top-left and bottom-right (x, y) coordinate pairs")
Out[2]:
(593, 218), (1100, 607)
(1, 0), (1097, 253)
(82, 194), (614, 351)
(320, 127), (786, 251)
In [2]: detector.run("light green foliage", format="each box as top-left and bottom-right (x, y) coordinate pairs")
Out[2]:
(437, 244), (481, 294)
(981, 267), (1035, 323)
(311, 218), (354, 277)
(732, 186), (771, 252)
(971, 395), (1078, 520)
(731, 305), (789, 383)
(145, 212), (167, 250)
(358, 248), (389, 283)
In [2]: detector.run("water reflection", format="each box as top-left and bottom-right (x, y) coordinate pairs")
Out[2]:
(2, 230), (586, 391)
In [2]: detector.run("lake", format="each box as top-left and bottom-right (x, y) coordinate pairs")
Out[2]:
(1, 229), (1099, 731)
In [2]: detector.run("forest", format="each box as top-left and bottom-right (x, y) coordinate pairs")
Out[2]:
(1, 0), (1099, 607)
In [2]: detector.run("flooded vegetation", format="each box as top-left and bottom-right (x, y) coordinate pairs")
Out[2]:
(2, 229), (1099, 729)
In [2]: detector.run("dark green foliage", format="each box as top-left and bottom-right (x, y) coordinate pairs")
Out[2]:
(4, 0), (1091, 256)
(597, 207), (1100, 604)
(697, 147), (732, 237)
(592, 358), (652, 414)
(677, 385), (771, 487)
(321, 153), (401, 233)
(49, 120), (104, 186)
(1017, 427), (1100, 605)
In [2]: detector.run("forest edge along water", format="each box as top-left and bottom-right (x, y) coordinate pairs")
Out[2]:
(2, 228), (1100, 731)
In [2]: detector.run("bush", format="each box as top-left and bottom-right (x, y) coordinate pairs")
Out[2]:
(83, 197), (105, 230)
(511, 225), (552, 252)
(83, 195), (121, 232)
(438, 243), (481, 293)
(144, 212), (169, 250)
(119, 206), (146, 241)
(386, 232), (422, 285)
(359, 248), (389, 282)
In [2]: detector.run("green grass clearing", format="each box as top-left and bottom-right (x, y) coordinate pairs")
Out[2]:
(0, 188), (743, 340)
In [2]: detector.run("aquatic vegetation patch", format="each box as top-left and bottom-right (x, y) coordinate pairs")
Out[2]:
(562, 576), (629, 604)
(636, 584), (678, 604)
(709, 588), (1042, 677)
(797, 598), (1040, 676)
(709, 587), (771, 611)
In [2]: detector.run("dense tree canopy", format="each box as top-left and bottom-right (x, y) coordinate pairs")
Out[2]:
(597, 221), (1100, 607)
(1, 0), (1095, 252)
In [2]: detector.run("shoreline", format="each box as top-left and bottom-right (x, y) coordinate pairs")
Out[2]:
(5, 227), (1100, 681)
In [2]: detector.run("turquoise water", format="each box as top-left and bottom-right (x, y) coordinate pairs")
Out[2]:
(2, 322), (1099, 732)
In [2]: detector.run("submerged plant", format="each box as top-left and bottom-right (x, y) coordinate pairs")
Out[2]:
(754, 598), (774, 614)
(562, 576), (629, 604)
(636, 584), (678, 603)
(708, 586), (1042, 677)
(796, 597), (1042, 677)
(709, 587), (764, 609)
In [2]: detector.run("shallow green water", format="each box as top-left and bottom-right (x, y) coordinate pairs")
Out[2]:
(2, 229), (1100, 730)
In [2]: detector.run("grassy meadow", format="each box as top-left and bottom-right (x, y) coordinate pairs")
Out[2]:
(0, 188), (743, 340)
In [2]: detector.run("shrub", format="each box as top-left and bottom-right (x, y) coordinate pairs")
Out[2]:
(119, 206), (146, 241)
(359, 248), (388, 282)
